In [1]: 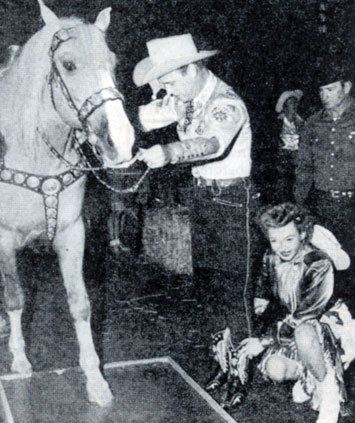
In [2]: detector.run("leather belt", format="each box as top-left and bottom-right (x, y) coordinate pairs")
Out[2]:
(195, 177), (245, 188)
(330, 190), (354, 199)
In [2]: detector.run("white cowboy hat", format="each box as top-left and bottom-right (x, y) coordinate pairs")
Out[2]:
(133, 33), (218, 87)
(310, 224), (350, 271)
(275, 89), (303, 113)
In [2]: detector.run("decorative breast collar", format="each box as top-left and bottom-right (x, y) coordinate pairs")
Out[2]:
(0, 158), (84, 241)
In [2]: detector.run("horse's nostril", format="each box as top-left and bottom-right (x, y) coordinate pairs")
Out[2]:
(106, 135), (114, 148)
(95, 146), (102, 157)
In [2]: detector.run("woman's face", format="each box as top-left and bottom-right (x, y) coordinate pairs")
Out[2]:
(283, 96), (298, 115)
(267, 221), (305, 261)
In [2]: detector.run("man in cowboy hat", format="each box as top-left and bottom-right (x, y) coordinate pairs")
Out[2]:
(133, 33), (260, 310)
(295, 60), (355, 310)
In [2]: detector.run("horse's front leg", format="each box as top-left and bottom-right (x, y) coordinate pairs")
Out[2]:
(0, 231), (32, 374)
(53, 217), (113, 406)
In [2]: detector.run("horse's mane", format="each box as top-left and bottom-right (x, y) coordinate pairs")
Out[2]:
(0, 17), (84, 156)
(0, 46), (21, 78)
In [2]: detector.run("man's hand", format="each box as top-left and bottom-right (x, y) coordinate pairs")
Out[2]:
(137, 145), (169, 168)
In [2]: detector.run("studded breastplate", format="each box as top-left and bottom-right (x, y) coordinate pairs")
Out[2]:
(0, 159), (84, 240)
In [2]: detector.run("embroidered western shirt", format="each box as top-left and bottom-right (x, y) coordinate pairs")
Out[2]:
(138, 71), (252, 180)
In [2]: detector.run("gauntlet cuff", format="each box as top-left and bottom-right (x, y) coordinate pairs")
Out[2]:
(163, 136), (220, 164)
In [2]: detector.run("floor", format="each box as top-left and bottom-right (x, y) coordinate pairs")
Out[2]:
(0, 226), (353, 423)
(0, 359), (233, 423)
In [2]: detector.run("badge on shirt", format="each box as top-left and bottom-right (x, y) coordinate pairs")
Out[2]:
(211, 104), (236, 123)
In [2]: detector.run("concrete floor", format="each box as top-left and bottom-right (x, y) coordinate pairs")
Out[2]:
(0, 361), (232, 423)
(0, 234), (353, 423)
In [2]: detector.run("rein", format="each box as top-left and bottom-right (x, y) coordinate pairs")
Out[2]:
(46, 27), (150, 194)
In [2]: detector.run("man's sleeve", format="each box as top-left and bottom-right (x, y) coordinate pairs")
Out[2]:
(138, 99), (178, 132)
(162, 94), (248, 164)
(203, 95), (248, 157)
(294, 122), (314, 204)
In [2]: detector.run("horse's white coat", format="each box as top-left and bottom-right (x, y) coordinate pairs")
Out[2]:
(0, 0), (135, 407)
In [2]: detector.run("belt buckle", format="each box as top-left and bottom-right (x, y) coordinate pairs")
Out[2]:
(331, 190), (340, 199)
(218, 180), (231, 188)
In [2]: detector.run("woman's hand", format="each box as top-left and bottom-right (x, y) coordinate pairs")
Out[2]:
(237, 337), (265, 359)
(254, 298), (269, 315)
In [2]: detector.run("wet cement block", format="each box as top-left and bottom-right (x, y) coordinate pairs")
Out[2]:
(0, 359), (235, 423)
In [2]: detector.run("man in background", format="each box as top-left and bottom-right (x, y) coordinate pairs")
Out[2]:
(295, 62), (355, 309)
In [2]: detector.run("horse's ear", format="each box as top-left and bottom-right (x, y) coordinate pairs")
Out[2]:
(94, 7), (112, 33)
(38, 0), (60, 28)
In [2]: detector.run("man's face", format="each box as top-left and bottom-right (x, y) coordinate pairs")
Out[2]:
(267, 221), (304, 262)
(158, 68), (194, 102)
(319, 81), (351, 111)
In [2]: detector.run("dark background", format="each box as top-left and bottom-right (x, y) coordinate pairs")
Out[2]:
(1, 4), (355, 421)
(1, 0), (355, 198)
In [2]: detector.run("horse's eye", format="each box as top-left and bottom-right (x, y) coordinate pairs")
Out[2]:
(62, 61), (76, 72)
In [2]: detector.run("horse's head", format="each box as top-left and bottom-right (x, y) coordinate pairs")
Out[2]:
(39, 1), (134, 167)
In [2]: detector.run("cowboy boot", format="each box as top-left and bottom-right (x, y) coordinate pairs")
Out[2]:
(315, 368), (341, 423)
(292, 379), (311, 404)
(221, 377), (246, 410)
(205, 366), (228, 393)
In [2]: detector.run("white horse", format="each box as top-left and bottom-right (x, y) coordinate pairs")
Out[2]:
(0, 0), (135, 406)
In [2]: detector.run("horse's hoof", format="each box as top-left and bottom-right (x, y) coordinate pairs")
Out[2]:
(87, 377), (113, 407)
(11, 356), (33, 375)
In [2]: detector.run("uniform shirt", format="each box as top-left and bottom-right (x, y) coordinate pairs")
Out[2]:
(295, 98), (355, 203)
(139, 71), (252, 180)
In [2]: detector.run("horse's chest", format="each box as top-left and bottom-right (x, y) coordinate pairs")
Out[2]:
(0, 173), (86, 241)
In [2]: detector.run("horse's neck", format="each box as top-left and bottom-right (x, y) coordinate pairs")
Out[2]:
(4, 90), (79, 175)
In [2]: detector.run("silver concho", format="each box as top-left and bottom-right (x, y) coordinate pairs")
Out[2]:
(26, 176), (40, 188)
(45, 195), (58, 207)
(62, 173), (74, 185)
(47, 218), (57, 228)
(14, 173), (26, 184)
(46, 208), (57, 218)
(42, 178), (61, 195)
(0, 169), (12, 181)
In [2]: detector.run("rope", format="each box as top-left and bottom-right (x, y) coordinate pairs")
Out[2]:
(243, 178), (253, 338)
(40, 129), (150, 194)
(90, 167), (151, 194)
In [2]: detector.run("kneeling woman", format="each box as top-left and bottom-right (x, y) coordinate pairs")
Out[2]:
(207, 203), (355, 423)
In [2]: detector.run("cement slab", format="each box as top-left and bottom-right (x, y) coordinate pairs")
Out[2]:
(0, 357), (237, 423)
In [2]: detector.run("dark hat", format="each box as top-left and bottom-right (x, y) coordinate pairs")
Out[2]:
(315, 58), (353, 87)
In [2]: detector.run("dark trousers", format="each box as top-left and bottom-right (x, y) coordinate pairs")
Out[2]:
(189, 178), (264, 331)
(310, 189), (355, 312)
(274, 150), (297, 204)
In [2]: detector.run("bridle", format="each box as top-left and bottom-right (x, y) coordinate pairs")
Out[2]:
(46, 26), (150, 194)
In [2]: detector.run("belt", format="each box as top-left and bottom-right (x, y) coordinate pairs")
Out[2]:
(195, 177), (246, 188)
(330, 190), (354, 199)
(319, 189), (355, 199)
